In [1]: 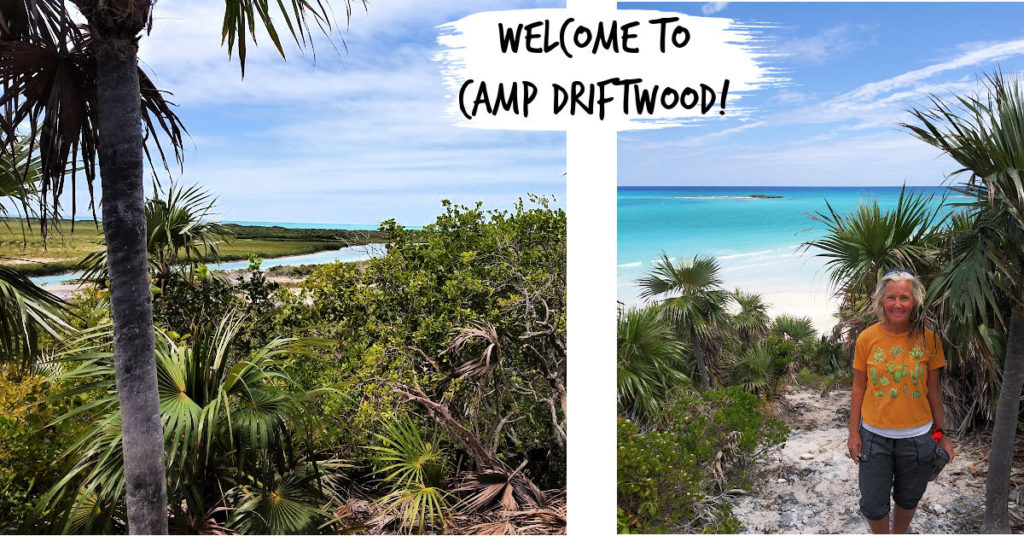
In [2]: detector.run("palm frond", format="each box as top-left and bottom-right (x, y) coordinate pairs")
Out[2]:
(801, 186), (945, 304)
(453, 461), (545, 514)
(0, 264), (70, 369)
(221, 0), (367, 77)
(38, 314), (335, 532)
(616, 305), (688, 422)
(0, 1), (185, 236)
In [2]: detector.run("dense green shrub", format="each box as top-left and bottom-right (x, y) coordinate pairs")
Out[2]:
(152, 269), (234, 335)
(276, 198), (567, 486)
(2, 197), (567, 533)
(0, 367), (79, 532)
(618, 419), (703, 532)
(617, 386), (788, 533)
(665, 386), (788, 487)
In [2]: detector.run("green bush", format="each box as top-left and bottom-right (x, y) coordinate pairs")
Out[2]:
(617, 386), (788, 533)
(796, 366), (824, 389)
(795, 366), (853, 395)
(618, 419), (703, 533)
(152, 269), (234, 335)
(0, 367), (80, 532)
(276, 198), (567, 482)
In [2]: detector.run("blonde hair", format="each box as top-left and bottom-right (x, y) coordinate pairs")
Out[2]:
(871, 270), (926, 325)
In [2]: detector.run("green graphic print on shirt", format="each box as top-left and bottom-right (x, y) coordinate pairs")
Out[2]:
(867, 345), (926, 400)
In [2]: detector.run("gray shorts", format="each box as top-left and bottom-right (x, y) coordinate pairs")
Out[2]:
(857, 426), (943, 520)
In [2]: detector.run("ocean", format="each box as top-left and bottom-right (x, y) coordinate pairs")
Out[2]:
(617, 186), (953, 309)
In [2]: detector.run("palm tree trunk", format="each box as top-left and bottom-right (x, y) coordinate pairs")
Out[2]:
(692, 333), (710, 390)
(982, 304), (1024, 533)
(94, 38), (168, 534)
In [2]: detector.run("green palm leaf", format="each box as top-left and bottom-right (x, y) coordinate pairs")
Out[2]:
(617, 305), (688, 422)
(367, 416), (451, 533)
(637, 254), (732, 389)
(0, 265), (70, 369)
(39, 314), (336, 533)
(802, 186), (945, 302)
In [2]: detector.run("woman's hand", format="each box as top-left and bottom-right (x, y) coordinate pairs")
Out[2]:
(940, 436), (954, 462)
(848, 432), (862, 464)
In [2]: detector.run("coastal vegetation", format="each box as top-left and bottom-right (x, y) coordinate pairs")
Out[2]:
(617, 255), (824, 533)
(1, 4), (565, 532)
(0, 195), (567, 534)
(618, 74), (1024, 534)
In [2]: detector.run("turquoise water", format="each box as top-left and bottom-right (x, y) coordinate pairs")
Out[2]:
(30, 243), (385, 287)
(617, 186), (953, 306)
(220, 220), (389, 230)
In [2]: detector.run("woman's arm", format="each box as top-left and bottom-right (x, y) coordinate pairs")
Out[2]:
(848, 369), (867, 463)
(926, 368), (955, 461)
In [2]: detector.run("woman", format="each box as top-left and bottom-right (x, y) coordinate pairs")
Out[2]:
(847, 269), (955, 534)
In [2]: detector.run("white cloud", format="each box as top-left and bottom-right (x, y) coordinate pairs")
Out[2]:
(702, 3), (728, 15)
(775, 24), (872, 65)
(123, 0), (567, 223)
(619, 32), (1024, 187)
(842, 37), (1024, 102)
(621, 130), (956, 187)
(629, 35), (1024, 154)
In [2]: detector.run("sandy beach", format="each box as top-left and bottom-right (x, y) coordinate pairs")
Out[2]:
(760, 289), (839, 333)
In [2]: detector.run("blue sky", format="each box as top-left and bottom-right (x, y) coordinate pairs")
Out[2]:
(121, 0), (566, 226)
(618, 2), (1024, 187)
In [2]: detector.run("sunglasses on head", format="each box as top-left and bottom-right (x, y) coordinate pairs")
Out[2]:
(883, 269), (915, 276)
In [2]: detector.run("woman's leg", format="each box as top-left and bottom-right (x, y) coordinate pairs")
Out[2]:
(891, 434), (935, 534)
(892, 504), (916, 534)
(866, 515), (891, 534)
(859, 428), (894, 533)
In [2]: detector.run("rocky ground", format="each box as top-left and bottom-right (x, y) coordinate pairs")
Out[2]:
(728, 385), (1020, 534)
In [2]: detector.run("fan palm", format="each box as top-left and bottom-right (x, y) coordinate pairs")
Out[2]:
(801, 187), (945, 314)
(2, 2), (364, 530)
(732, 341), (778, 398)
(0, 133), (41, 221)
(616, 304), (689, 422)
(919, 211), (1004, 432)
(38, 314), (339, 534)
(368, 416), (451, 534)
(0, 265), (68, 370)
(902, 72), (1024, 533)
(729, 288), (770, 348)
(806, 328), (849, 376)
(770, 314), (817, 344)
(638, 254), (731, 389)
(78, 181), (232, 283)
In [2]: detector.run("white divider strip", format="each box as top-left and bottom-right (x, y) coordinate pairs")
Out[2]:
(564, 3), (615, 533)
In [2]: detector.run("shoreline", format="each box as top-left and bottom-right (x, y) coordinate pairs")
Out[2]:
(0, 219), (390, 277)
(28, 242), (386, 291)
(760, 289), (839, 333)
(619, 249), (840, 334)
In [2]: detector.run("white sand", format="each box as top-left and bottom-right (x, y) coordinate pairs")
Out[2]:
(43, 283), (87, 301)
(760, 289), (840, 334)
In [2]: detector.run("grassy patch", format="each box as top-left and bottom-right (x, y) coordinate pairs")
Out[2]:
(0, 219), (385, 276)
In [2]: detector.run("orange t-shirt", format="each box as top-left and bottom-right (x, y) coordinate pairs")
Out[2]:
(853, 323), (946, 429)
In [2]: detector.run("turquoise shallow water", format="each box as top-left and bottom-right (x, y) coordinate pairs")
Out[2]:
(617, 186), (952, 306)
(30, 243), (385, 287)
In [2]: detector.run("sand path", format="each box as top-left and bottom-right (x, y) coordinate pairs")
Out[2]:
(729, 385), (997, 534)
